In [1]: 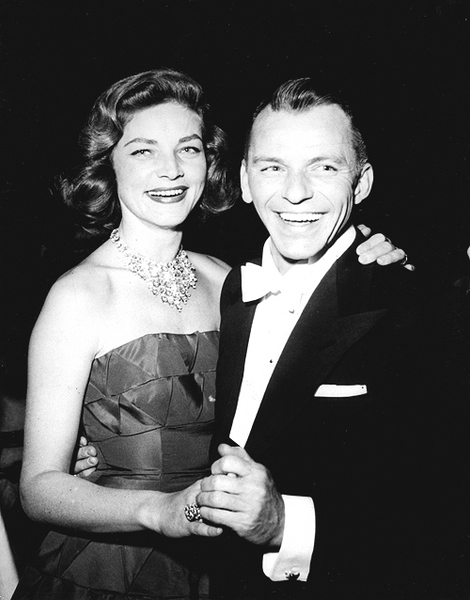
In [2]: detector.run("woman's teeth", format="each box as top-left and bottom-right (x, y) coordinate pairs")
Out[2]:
(148, 188), (185, 197)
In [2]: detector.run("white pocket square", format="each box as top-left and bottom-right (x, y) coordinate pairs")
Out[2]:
(314, 384), (367, 398)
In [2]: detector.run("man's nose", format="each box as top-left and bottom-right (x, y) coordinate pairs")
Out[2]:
(156, 153), (183, 180)
(282, 171), (312, 204)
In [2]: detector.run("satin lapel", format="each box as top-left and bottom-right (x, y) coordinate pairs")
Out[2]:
(215, 269), (258, 446)
(244, 245), (388, 459)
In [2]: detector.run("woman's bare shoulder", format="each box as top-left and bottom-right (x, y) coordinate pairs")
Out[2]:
(39, 245), (114, 326)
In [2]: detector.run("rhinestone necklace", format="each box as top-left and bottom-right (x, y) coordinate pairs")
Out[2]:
(110, 228), (197, 312)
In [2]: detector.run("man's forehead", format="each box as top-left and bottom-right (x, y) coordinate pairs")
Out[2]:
(249, 105), (353, 156)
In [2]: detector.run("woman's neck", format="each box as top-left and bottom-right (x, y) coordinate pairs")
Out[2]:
(117, 222), (184, 264)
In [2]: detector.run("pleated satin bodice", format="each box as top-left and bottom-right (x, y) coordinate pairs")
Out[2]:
(83, 331), (217, 493)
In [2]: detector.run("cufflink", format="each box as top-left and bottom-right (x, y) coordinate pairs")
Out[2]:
(285, 567), (300, 581)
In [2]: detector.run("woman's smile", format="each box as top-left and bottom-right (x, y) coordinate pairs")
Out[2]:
(146, 186), (189, 202)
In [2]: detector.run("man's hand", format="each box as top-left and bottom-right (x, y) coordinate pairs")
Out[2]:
(356, 224), (415, 270)
(73, 436), (98, 478)
(197, 444), (285, 549)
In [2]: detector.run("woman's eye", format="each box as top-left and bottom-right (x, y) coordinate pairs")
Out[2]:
(130, 149), (151, 156)
(179, 146), (202, 155)
(261, 165), (281, 172)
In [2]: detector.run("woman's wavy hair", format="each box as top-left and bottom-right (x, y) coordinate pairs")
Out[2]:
(61, 68), (235, 236)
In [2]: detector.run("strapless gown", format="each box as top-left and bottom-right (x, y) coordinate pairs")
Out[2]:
(13, 331), (218, 600)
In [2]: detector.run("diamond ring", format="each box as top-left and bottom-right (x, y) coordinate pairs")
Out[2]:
(184, 503), (203, 522)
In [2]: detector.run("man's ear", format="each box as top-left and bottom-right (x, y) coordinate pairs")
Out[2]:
(353, 163), (374, 206)
(240, 160), (253, 204)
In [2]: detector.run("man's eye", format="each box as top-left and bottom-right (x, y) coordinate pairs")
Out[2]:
(311, 164), (338, 175)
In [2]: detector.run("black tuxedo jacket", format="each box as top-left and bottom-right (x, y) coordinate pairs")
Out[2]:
(429, 273), (470, 597)
(210, 234), (446, 599)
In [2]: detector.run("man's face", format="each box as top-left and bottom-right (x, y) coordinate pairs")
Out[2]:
(241, 104), (373, 274)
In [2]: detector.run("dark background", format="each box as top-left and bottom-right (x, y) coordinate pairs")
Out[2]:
(1, 0), (469, 390)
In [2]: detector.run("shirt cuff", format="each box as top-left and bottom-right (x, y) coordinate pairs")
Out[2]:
(262, 494), (315, 582)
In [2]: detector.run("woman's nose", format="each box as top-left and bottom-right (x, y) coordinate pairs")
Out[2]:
(156, 153), (183, 180)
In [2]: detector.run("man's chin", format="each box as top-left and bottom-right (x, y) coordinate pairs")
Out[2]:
(276, 247), (327, 270)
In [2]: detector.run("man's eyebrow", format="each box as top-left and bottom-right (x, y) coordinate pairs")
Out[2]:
(251, 155), (285, 165)
(251, 154), (349, 166)
(308, 154), (349, 165)
(124, 133), (203, 147)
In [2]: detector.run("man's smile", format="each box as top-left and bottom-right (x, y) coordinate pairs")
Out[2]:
(278, 212), (324, 224)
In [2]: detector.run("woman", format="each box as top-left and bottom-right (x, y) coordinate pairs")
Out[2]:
(13, 68), (233, 600)
(13, 68), (403, 600)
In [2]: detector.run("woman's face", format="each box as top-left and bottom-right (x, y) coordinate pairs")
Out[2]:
(112, 102), (207, 231)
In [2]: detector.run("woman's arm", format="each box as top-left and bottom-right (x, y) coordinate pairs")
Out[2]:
(356, 225), (413, 269)
(20, 270), (220, 539)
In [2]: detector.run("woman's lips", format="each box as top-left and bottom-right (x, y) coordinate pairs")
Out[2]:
(146, 186), (188, 202)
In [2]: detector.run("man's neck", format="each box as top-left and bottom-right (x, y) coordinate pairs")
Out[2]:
(266, 225), (357, 276)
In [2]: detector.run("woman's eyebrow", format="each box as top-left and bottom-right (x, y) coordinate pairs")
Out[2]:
(124, 133), (203, 147)
(124, 137), (158, 147)
(179, 134), (203, 143)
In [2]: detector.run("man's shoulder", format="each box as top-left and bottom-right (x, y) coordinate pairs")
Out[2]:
(339, 239), (424, 311)
(369, 261), (422, 301)
(222, 258), (261, 296)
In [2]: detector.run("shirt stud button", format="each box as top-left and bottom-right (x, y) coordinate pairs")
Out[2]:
(285, 568), (300, 581)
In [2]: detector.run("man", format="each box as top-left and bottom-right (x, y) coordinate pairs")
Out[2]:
(196, 78), (444, 598)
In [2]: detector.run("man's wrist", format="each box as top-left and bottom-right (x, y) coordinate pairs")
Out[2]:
(267, 493), (285, 550)
(262, 495), (315, 582)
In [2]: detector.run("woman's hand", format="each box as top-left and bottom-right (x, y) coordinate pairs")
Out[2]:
(356, 224), (414, 270)
(139, 479), (223, 539)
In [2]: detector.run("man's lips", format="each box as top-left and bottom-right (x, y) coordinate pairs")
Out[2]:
(278, 212), (324, 223)
(146, 186), (188, 201)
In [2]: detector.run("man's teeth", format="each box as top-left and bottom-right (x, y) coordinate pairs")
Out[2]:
(279, 212), (322, 223)
(148, 189), (184, 197)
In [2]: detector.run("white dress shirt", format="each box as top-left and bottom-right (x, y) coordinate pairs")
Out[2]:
(230, 225), (356, 582)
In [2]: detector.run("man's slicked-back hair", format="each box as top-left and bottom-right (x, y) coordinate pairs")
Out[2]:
(244, 77), (368, 176)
